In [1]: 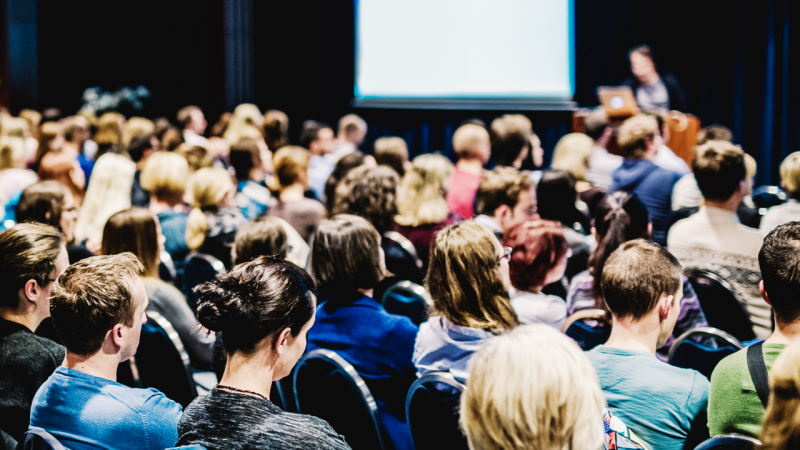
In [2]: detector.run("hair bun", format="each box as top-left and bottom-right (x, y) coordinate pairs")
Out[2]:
(194, 282), (233, 332)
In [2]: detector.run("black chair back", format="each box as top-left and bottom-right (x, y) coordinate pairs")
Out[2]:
(694, 434), (761, 450)
(381, 281), (432, 326)
(159, 250), (178, 284)
(668, 327), (744, 379)
(293, 349), (386, 450)
(561, 309), (612, 351)
(406, 372), (468, 450)
(686, 269), (756, 342)
(182, 253), (226, 312)
(752, 185), (787, 212)
(14, 428), (65, 450)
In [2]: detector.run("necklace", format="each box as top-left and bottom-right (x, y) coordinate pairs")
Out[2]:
(214, 384), (271, 402)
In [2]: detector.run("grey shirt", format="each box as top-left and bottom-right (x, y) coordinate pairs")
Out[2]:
(177, 388), (351, 450)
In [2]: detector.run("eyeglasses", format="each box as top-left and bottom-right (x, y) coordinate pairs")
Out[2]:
(497, 247), (513, 263)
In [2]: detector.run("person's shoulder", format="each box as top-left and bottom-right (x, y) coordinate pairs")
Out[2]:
(710, 347), (747, 387)
(143, 278), (183, 299)
(263, 410), (349, 449)
(29, 334), (66, 364)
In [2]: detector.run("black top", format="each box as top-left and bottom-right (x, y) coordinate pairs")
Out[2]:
(0, 318), (65, 441)
(177, 388), (351, 450)
(623, 73), (689, 113)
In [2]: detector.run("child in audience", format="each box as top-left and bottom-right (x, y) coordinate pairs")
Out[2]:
(759, 339), (800, 449)
(761, 151), (800, 234)
(461, 324), (606, 449)
(308, 215), (418, 450)
(709, 222), (800, 437)
(414, 221), (518, 379)
(177, 256), (350, 450)
(30, 254), (182, 450)
(267, 146), (325, 243)
(586, 239), (709, 450)
(446, 124), (490, 219)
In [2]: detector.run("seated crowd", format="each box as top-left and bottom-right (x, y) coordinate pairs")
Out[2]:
(2, 103), (800, 450)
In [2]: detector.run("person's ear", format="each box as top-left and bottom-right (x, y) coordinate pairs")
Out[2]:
(759, 280), (771, 306)
(111, 323), (125, 349)
(23, 279), (40, 303)
(659, 294), (674, 321)
(274, 328), (292, 357)
(495, 204), (511, 221)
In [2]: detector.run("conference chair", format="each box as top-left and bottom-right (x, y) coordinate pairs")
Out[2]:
(668, 327), (743, 380)
(293, 349), (386, 450)
(406, 372), (469, 450)
(14, 428), (65, 450)
(2, 428), (16, 450)
(752, 185), (787, 213)
(561, 309), (612, 351)
(686, 269), (756, 343)
(381, 280), (432, 326)
(182, 253), (226, 312)
(159, 250), (178, 284)
(693, 434), (761, 450)
(384, 231), (423, 271)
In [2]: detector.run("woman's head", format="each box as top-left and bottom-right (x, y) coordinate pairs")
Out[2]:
(761, 339), (800, 449)
(263, 109), (289, 152)
(504, 220), (569, 292)
(536, 169), (579, 226)
(324, 152), (368, 212)
(311, 215), (383, 302)
(233, 216), (289, 265)
(396, 153), (454, 227)
(122, 117), (154, 147)
(462, 324), (605, 450)
(551, 133), (594, 182)
(229, 137), (270, 182)
(428, 221), (517, 332)
(270, 146), (310, 192)
(73, 153), (136, 244)
(94, 112), (124, 146)
(101, 207), (161, 278)
(35, 122), (64, 165)
(195, 256), (316, 380)
(16, 181), (78, 243)
(332, 165), (399, 235)
(224, 104), (264, 145)
(175, 143), (214, 173)
(140, 151), (190, 202)
(186, 168), (234, 251)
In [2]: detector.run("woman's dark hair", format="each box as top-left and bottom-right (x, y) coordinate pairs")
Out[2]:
(195, 256), (316, 355)
(324, 151), (366, 212)
(331, 165), (399, 235)
(16, 181), (70, 231)
(101, 207), (160, 278)
(233, 216), (288, 265)
(229, 138), (261, 182)
(536, 169), (589, 233)
(588, 192), (650, 307)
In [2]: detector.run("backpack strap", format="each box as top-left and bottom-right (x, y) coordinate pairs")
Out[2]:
(746, 341), (770, 408)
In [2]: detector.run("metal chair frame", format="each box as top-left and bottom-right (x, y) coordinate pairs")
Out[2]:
(405, 372), (467, 450)
(667, 327), (743, 364)
(560, 308), (611, 333)
(184, 252), (226, 274)
(15, 427), (66, 450)
(693, 433), (762, 450)
(384, 231), (423, 270)
(381, 280), (434, 308)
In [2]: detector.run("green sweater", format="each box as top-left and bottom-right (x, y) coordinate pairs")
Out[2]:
(708, 343), (785, 437)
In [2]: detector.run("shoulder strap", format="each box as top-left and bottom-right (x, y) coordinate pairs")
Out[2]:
(746, 342), (770, 408)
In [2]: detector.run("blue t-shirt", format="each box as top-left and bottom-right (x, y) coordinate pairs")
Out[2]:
(586, 345), (709, 450)
(30, 367), (182, 450)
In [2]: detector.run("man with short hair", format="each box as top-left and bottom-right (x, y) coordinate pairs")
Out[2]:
(667, 140), (768, 338)
(326, 113), (367, 165)
(373, 136), (411, 178)
(488, 114), (533, 169)
(30, 253), (181, 450)
(300, 120), (337, 200)
(446, 124), (491, 220)
(584, 109), (621, 190)
(177, 105), (208, 148)
(708, 222), (800, 437)
(587, 240), (709, 450)
(473, 167), (536, 241)
(0, 224), (69, 441)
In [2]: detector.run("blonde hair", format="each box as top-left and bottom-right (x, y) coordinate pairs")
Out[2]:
(73, 153), (136, 243)
(462, 324), (605, 450)
(270, 146), (310, 191)
(395, 153), (454, 227)
(185, 168), (234, 251)
(337, 114), (367, 143)
(224, 104), (263, 145)
(453, 124), (490, 159)
(35, 122), (63, 165)
(0, 116), (29, 138)
(760, 339), (800, 449)
(781, 152), (800, 199)
(618, 115), (658, 159)
(94, 112), (124, 146)
(0, 136), (25, 170)
(141, 151), (190, 200)
(122, 117), (154, 146)
(551, 133), (594, 181)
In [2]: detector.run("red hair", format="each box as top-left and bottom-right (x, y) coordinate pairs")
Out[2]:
(503, 220), (569, 291)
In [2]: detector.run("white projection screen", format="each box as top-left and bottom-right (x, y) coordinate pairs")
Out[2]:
(354, 0), (575, 109)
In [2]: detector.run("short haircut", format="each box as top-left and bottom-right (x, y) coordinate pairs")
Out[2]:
(101, 208), (160, 278)
(692, 140), (746, 202)
(600, 239), (682, 321)
(337, 114), (367, 140)
(475, 167), (533, 216)
(489, 114), (532, 167)
(127, 132), (154, 164)
(583, 109), (609, 141)
(140, 151), (190, 199)
(696, 125), (732, 146)
(0, 223), (64, 308)
(759, 223), (800, 324)
(629, 44), (653, 60)
(452, 123), (490, 159)
(229, 138), (261, 182)
(332, 165), (399, 235)
(16, 181), (71, 231)
(233, 216), (289, 265)
(617, 115), (658, 159)
(504, 220), (569, 291)
(780, 152), (800, 200)
(50, 253), (144, 356)
(461, 324), (605, 450)
(373, 136), (409, 178)
(177, 105), (201, 127)
(299, 120), (331, 150)
(311, 215), (383, 302)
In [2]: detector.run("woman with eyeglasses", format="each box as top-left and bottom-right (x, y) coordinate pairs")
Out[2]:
(413, 221), (518, 380)
(503, 220), (571, 330)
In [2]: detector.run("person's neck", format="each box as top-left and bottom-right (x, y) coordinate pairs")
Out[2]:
(219, 352), (276, 400)
(704, 196), (740, 214)
(149, 196), (182, 214)
(357, 288), (373, 299)
(279, 183), (306, 202)
(765, 320), (800, 345)
(456, 158), (484, 176)
(0, 307), (41, 332)
(603, 315), (662, 355)
(64, 349), (121, 382)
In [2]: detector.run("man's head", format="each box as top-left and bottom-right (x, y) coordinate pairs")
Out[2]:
(0, 224), (68, 326)
(696, 125), (732, 146)
(617, 115), (658, 159)
(759, 223), (800, 326)
(584, 109), (610, 144)
(63, 116), (90, 145)
(337, 114), (367, 146)
(50, 253), (147, 361)
(629, 44), (658, 84)
(177, 105), (207, 135)
(299, 120), (336, 156)
(453, 124), (491, 164)
(475, 167), (536, 234)
(489, 114), (533, 168)
(374, 136), (410, 178)
(127, 132), (156, 165)
(692, 140), (746, 203)
(600, 239), (683, 347)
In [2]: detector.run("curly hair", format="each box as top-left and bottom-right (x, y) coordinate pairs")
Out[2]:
(332, 165), (399, 234)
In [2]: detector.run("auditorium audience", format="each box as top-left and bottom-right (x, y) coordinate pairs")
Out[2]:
(611, 114), (680, 245)
(584, 109), (621, 191)
(667, 140), (769, 338)
(30, 253), (182, 450)
(0, 224), (68, 441)
(461, 324), (605, 450)
(650, 113), (691, 175)
(759, 339), (800, 449)
(503, 220), (569, 329)
(488, 114), (533, 170)
(231, 216), (288, 264)
(586, 239), (708, 450)
(446, 123), (490, 219)
(624, 44), (688, 112)
(672, 125), (733, 211)
(267, 146), (325, 242)
(323, 151), (371, 212)
(177, 105), (209, 149)
(708, 222), (800, 437)
(128, 132), (157, 207)
(551, 132), (607, 217)
(229, 137), (272, 220)
(300, 120), (336, 200)
(374, 136), (410, 178)
(101, 207), (215, 369)
(36, 122), (86, 205)
(761, 152), (800, 234)
(473, 166), (536, 242)
(93, 112), (125, 160)
(328, 113), (367, 165)
(308, 215), (417, 450)
(177, 256), (349, 449)
(413, 221), (518, 379)
(395, 153), (459, 266)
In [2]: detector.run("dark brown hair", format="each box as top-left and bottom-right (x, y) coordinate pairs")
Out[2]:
(504, 220), (568, 291)
(101, 208), (160, 278)
(233, 216), (288, 265)
(16, 181), (71, 231)
(696, 125), (733, 146)
(693, 140), (746, 201)
(324, 152), (367, 213)
(0, 223), (64, 308)
(229, 138), (261, 182)
(332, 165), (399, 235)
(759, 223), (800, 324)
(489, 114), (533, 167)
(374, 137), (408, 178)
(475, 167), (533, 216)
(263, 109), (289, 151)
